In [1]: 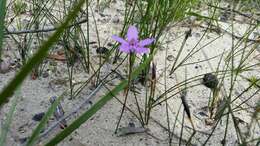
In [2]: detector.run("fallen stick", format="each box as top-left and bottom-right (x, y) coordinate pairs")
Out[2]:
(39, 83), (103, 139)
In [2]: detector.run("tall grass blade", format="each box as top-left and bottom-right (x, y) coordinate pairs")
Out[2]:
(0, 87), (20, 146)
(26, 94), (65, 146)
(0, 0), (7, 58)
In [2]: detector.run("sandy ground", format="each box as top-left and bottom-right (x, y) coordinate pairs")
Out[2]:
(0, 0), (260, 146)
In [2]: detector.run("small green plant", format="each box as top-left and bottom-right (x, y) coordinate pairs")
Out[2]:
(246, 76), (260, 88)
(13, 0), (27, 16)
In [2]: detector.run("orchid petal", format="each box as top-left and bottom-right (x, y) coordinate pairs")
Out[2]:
(127, 26), (138, 41)
(112, 35), (127, 44)
(119, 44), (131, 53)
(135, 47), (149, 54)
(139, 38), (154, 47)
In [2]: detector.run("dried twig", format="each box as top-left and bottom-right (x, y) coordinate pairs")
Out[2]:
(39, 83), (103, 139)
(5, 18), (88, 35)
(196, 24), (260, 43)
(207, 4), (260, 23)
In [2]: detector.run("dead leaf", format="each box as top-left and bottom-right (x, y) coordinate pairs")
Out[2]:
(47, 53), (66, 61)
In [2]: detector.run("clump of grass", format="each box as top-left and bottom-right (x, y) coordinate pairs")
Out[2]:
(13, 0), (27, 16)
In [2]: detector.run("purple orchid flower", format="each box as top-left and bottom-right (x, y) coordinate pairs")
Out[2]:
(112, 26), (154, 54)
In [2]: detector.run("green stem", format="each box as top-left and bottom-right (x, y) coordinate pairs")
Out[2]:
(115, 53), (135, 133)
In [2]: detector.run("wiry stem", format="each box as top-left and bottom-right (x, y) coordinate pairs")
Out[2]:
(115, 53), (134, 133)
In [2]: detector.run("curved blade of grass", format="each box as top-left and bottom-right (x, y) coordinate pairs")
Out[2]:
(0, 87), (20, 146)
(0, 0), (7, 58)
(186, 11), (218, 21)
(26, 93), (65, 146)
(45, 49), (158, 146)
(0, 0), (86, 107)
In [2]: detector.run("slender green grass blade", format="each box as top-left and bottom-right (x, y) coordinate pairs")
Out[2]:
(186, 11), (218, 21)
(0, 0), (86, 107)
(45, 49), (157, 146)
(0, 87), (20, 146)
(0, 0), (7, 58)
(26, 94), (65, 146)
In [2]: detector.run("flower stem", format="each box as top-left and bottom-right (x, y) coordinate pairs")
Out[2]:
(115, 53), (135, 133)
